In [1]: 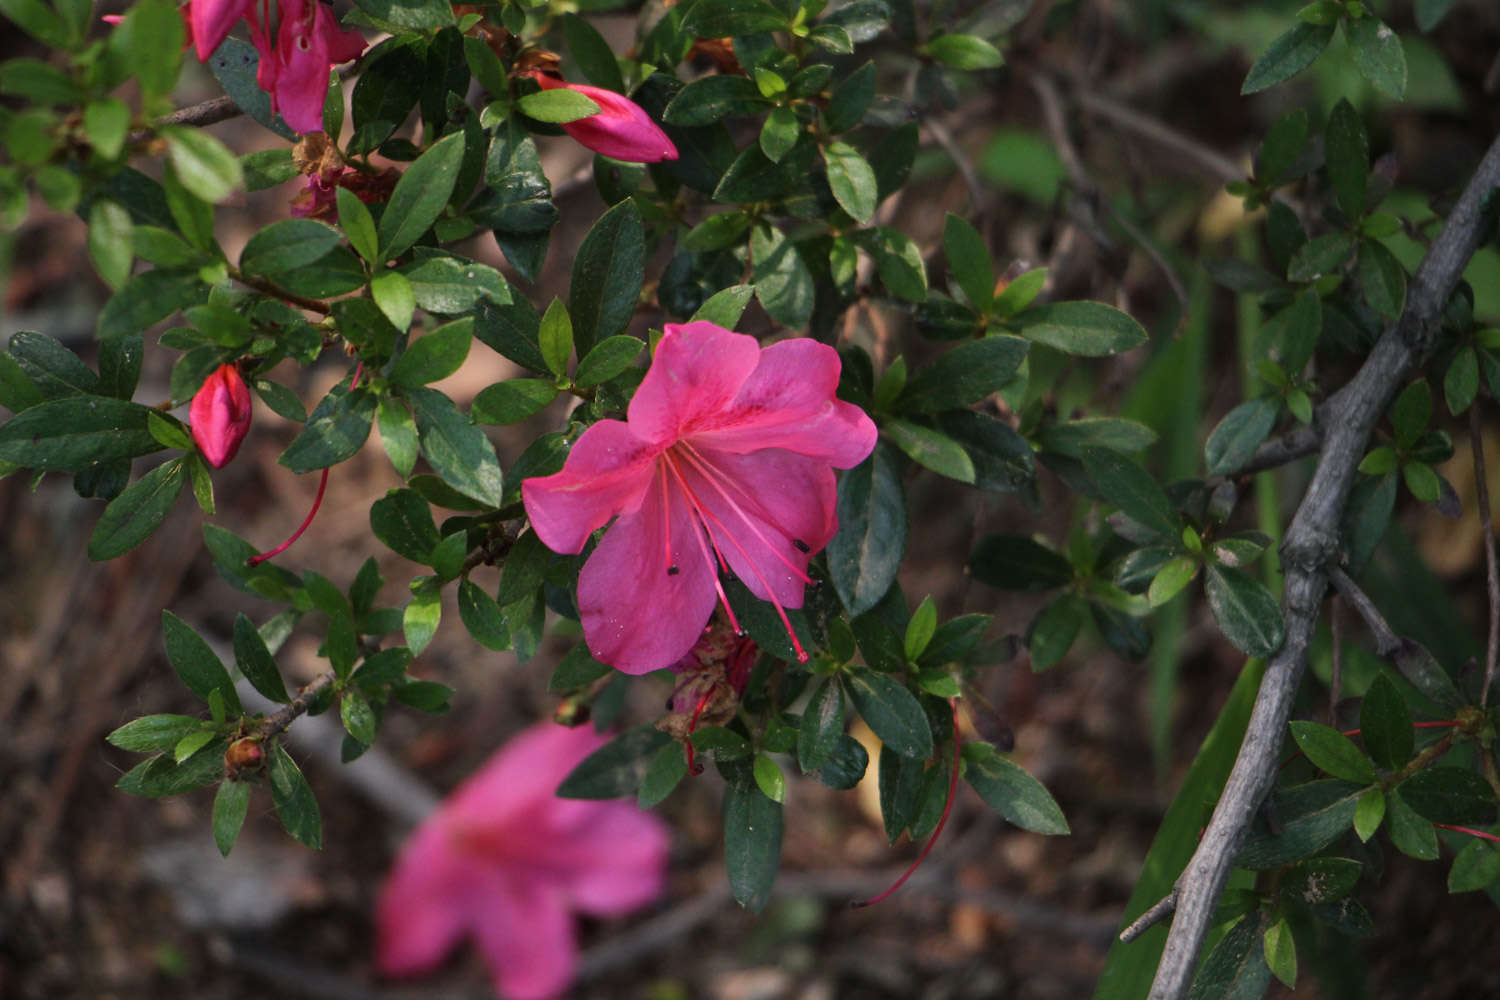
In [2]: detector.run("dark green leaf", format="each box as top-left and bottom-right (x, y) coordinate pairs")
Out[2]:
(1188, 912), (1271, 1000)
(1359, 673), (1412, 771)
(241, 219), (341, 276)
(878, 743), (925, 841)
(378, 130), (467, 260)
(563, 13), (626, 92)
(858, 226), (928, 302)
(1080, 446), (1180, 543)
(472, 379), (559, 424)
(1204, 398), (1280, 475)
(268, 742), (322, 848)
(473, 120), (557, 235)
(1393, 638), (1464, 711)
(824, 141), (877, 224)
(1204, 564), (1285, 657)
(97, 269), (207, 339)
(1448, 837), (1500, 893)
(682, 0), (788, 36)
(1287, 231), (1356, 282)
(1288, 721), (1377, 783)
(968, 534), (1073, 591)
(107, 714), (208, 753)
(943, 213), (995, 311)
(1282, 856), (1362, 905)
(371, 488), (440, 563)
(390, 318), (473, 388)
(458, 578), (510, 650)
(234, 612), (291, 703)
(797, 677), (845, 773)
(723, 781), (783, 911)
(1357, 240), (1406, 320)
(1027, 592), (1086, 670)
(1445, 345), (1479, 416)
(962, 742), (1069, 834)
(557, 724), (672, 799)
(1399, 769), (1498, 827)
(751, 224), (815, 330)
(826, 444), (906, 617)
(399, 254), (511, 314)
(351, 0), (454, 29)
(897, 335), (1028, 412)
(341, 689), (377, 745)
(1324, 99), (1368, 220)
(212, 780), (252, 856)
(279, 382), (376, 473)
(1387, 787), (1439, 859)
(938, 410), (1035, 495)
(815, 733), (870, 789)
(637, 743), (689, 808)
(162, 611), (241, 715)
(409, 386), (504, 507)
(115, 740), (228, 798)
(664, 75), (768, 125)
(1346, 16), (1406, 99)
(575, 335), (643, 388)
(1256, 108), (1310, 187)
(569, 199), (645, 357)
(87, 458), (186, 560)
(1241, 21), (1335, 94)
(1010, 301), (1147, 356)
(845, 671), (933, 759)
(824, 61), (874, 134)
(1238, 779), (1363, 868)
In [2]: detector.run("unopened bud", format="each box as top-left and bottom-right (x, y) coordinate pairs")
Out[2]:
(190, 363), (252, 468)
(224, 737), (264, 777)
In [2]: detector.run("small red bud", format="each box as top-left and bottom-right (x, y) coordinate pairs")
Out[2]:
(190, 363), (253, 468)
(224, 737), (264, 777)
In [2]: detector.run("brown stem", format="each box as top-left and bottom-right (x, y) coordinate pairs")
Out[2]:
(253, 671), (337, 742)
(229, 267), (334, 315)
(1328, 566), (1401, 657)
(127, 96), (246, 145)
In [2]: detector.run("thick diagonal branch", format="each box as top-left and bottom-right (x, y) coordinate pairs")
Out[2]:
(1146, 132), (1500, 1000)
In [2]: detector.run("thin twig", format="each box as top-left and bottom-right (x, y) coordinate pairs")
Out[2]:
(1234, 423), (1325, 476)
(230, 267), (334, 315)
(1119, 890), (1178, 943)
(1328, 566), (1401, 656)
(127, 96), (246, 145)
(1074, 90), (1244, 184)
(922, 115), (984, 208)
(1147, 132), (1500, 1000)
(1473, 405), (1500, 705)
(253, 671), (338, 742)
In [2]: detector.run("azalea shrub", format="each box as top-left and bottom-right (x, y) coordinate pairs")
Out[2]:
(3, 0), (1500, 996)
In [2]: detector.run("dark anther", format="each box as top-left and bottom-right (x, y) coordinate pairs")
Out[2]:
(689, 761), (705, 776)
(667, 564), (680, 576)
(792, 538), (810, 553)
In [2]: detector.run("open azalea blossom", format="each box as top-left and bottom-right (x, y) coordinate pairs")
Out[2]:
(530, 72), (678, 164)
(188, 0), (365, 134)
(377, 721), (669, 1000)
(523, 321), (877, 673)
(189, 363), (253, 468)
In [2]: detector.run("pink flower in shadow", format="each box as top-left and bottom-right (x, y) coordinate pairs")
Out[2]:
(523, 321), (877, 674)
(530, 73), (678, 164)
(190, 363), (252, 468)
(377, 722), (670, 1000)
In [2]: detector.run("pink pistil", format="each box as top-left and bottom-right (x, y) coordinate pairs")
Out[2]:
(854, 699), (962, 908)
(1435, 823), (1500, 844)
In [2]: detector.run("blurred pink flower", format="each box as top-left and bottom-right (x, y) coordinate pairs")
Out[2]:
(376, 722), (670, 1000)
(186, 0), (365, 135)
(531, 73), (678, 164)
(523, 321), (876, 673)
(190, 363), (252, 468)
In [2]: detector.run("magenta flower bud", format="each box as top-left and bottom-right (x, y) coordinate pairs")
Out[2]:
(190, 363), (253, 468)
(533, 73), (679, 164)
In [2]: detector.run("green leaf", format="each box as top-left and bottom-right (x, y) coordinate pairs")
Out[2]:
(845, 671), (933, 759)
(575, 335), (643, 388)
(563, 12), (626, 92)
(961, 742), (1069, 834)
(569, 199), (645, 357)
(1445, 345), (1479, 416)
(88, 199), (134, 291)
(1288, 721), (1377, 783)
(797, 677), (845, 773)
(751, 224), (815, 330)
(268, 742), (322, 849)
(1204, 397), (1280, 476)
(107, 714), (208, 753)
(883, 418), (975, 483)
(1448, 837), (1500, 893)
(162, 610), (242, 715)
(753, 753), (786, 803)
(1262, 916), (1297, 990)
(340, 689), (377, 745)
(472, 378), (559, 424)
(1204, 564), (1285, 657)
(682, 0), (788, 36)
(517, 87), (602, 124)
(408, 386), (504, 507)
(206, 38), (297, 140)
(1357, 240), (1406, 320)
(759, 107), (800, 162)
(1398, 769), (1499, 827)
(1148, 556), (1199, 608)
(458, 577), (510, 650)
(1241, 21), (1336, 94)
(943, 213), (995, 311)
(403, 578), (442, 655)
(1027, 592), (1086, 669)
(378, 130), (467, 261)
(240, 219), (342, 277)
(664, 75), (768, 126)
(0, 0), (71, 46)
(1256, 108), (1309, 187)
(826, 444), (906, 617)
(1358, 673), (1412, 771)
(904, 596), (937, 661)
(371, 488), (440, 563)
(1391, 378), (1431, 449)
(88, 458), (186, 560)
(351, 0), (454, 27)
(1010, 301), (1148, 356)
(723, 781), (783, 911)
(399, 253), (510, 314)
(1188, 912), (1272, 1000)
(390, 318), (473, 387)
(940, 410), (1035, 495)
(213, 779), (252, 856)
(1416, 0), (1458, 32)
(878, 743), (924, 841)
(1393, 638), (1464, 710)
(823, 61), (875, 135)
(160, 126), (243, 204)
(115, 740), (228, 798)
(334, 187), (379, 269)
(897, 335), (1028, 413)
(279, 382), (376, 472)
(1080, 446), (1181, 544)
(377, 397), (418, 477)
(968, 533), (1073, 591)
(1324, 99), (1368, 220)
(690, 284), (756, 329)
(1287, 231), (1356, 282)
(1354, 786), (1385, 842)
(1238, 779), (1363, 868)
(814, 733), (870, 789)
(926, 33), (1005, 70)
(233, 612), (291, 703)
(1346, 16), (1406, 100)
(1386, 788), (1439, 859)
(824, 141), (877, 224)
(637, 742), (689, 808)
(558, 724), (672, 798)
(97, 269), (207, 340)
(859, 226), (928, 302)
(538, 297), (574, 378)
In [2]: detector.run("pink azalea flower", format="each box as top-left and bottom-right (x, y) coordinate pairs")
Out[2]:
(522, 321), (877, 674)
(530, 72), (678, 164)
(190, 363), (253, 468)
(251, 0), (366, 135)
(190, 0), (252, 61)
(377, 721), (670, 1000)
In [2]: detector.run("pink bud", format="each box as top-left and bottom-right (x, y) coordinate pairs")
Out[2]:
(190, 363), (253, 468)
(533, 73), (679, 164)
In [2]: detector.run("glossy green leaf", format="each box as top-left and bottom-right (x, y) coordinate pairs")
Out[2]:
(1204, 564), (1285, 657)
(962, 742), (1069, 834)
(268, 742), (322, 849)
(1204, 397), (1279, 476)
(826, 444), (906, 617)
(378, 130), (467, 261)
(569, 198), (645, 356)
(162, 610), (241, 715)
(558, 724), (672, 799)
(1010, 301), (1148, 356)
(408, 386), (503, 507)
(88, 458), (187, 561)
(1241, 21), (1335, 94)
(240, 219), (342, 277)
(390, 318), (474, 388)
(233, 611), (291, 703)
(1289, 721), (1377, 783)
(723, 781), (783, 911)
(897, 335), (1028, 413)
(968, 534), (1073, 591)
(212, 779), (252, 856)
(1346, 16), (1406, 99)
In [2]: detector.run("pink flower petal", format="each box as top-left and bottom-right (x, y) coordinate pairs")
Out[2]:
(442, 722), (607, 834)
(627, 322), (761, 445)
(576, 471), (719, 672)
(471, 875), (578, 1000)
(523, 419), (659, 556)
(690, 337), (877, 467)
(535, 75), (678, 164)
(190, 363), (253, 468)
(546, 805), (671, 915)
(189, 0), (253, 61)
(678, 448), (836, 609)
(375, 824), (471, 977)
